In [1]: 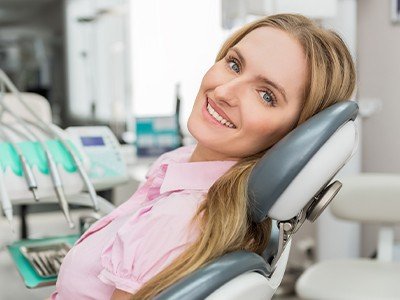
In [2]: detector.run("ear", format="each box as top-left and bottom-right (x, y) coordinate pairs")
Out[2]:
(248, 101), (359, 223)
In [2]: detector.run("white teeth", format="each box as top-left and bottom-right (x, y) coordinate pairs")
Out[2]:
(206, 103), (236, 128)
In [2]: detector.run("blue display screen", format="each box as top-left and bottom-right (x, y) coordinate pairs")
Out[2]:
(80, 136), (105, 146)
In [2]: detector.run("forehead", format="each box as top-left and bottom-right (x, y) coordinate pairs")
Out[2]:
(235, 27), (308, 100)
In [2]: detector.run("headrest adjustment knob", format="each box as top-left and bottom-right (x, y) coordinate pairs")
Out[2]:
(306, 180), (342, 222)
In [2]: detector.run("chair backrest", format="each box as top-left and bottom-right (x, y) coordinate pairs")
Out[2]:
(154, 101), (359, 300)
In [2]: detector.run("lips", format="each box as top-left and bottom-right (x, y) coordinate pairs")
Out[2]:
(206, 98), (236, 128)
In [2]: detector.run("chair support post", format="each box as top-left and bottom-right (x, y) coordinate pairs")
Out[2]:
(377, 226), (394, 262)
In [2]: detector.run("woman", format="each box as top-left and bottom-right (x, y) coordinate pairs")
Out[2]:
(51, 13), (355, 299)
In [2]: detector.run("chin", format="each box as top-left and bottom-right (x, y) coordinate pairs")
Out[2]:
(187, 116), (196, 139)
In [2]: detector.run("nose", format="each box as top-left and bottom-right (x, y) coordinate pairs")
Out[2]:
(213, 77), (241, 107)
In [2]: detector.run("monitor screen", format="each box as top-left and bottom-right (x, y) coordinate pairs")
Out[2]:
(80, 136), (105, 146)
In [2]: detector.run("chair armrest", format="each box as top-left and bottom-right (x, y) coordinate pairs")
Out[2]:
(331, 173), (400, 223)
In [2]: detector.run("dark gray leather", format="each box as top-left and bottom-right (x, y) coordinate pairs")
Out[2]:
(248, 101), (358, 223)
(154, 251), (271, 300)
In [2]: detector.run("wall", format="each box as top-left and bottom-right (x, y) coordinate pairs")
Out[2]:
(129, 0), (225, 133)
(358, 0), (400, 256)
(359, 0), (400, 172)
(65, 0), (130, 125)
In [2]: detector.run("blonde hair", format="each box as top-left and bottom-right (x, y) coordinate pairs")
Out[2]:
(132, 14), (356, 299)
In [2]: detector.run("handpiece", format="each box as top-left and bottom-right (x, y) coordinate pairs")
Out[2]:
(0, 125), (39, 201)
(0, 164), (14, 231)
(20, 154), (39, 201)
(45, 150), (74, 228)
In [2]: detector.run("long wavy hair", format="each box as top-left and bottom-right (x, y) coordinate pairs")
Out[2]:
(132, 13), (356, 299)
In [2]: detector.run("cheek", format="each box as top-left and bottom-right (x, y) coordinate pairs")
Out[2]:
(252, 123), (277, 146)
(269, 115), (301, 143)
(187, 111), (204, 141)
(244, 111), (296, 144)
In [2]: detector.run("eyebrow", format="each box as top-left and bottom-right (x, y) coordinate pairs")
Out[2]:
(230, 47), (288, 103)
(256, 75), (288, 103)
(230, 47), (246, 68)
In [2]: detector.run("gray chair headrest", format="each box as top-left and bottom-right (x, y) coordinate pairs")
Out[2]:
(248, 101), (359, 223)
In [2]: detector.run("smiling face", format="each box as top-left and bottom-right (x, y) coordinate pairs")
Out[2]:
(188, 26), (308, 162)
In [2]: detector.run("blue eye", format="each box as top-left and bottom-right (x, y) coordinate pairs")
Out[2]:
(225, 55), (241, 73)
(228, 61), (240, 73)
(259, 90), (276, 106)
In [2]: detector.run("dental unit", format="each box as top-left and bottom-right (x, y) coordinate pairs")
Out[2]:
(0, 69), (99, 230)
(0, 102), (75, 228)
(0, 69), (99, 212)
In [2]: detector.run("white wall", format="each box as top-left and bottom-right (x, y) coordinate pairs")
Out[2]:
(65, 0), (130, 122)
(359, 0), (400, 173)
(129, 0), (225, 133)
(357, 0), (400, 256)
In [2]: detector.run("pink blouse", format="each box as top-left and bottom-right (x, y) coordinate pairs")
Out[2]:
(51, 145), (236, 299)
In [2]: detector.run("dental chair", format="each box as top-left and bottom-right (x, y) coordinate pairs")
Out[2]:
(154, 100), (359, 300)
(295, 173), (400, 300)
(0, 93), (358, 296)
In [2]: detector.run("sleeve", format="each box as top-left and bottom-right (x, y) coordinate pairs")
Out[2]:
(97, 193), (200, 294)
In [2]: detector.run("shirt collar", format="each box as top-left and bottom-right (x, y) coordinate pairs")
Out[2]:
(160, 160), (237, 194)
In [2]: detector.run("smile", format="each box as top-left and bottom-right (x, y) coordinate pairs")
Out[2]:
(206, 100), (236, 128)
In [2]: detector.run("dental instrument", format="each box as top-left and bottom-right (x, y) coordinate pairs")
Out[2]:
(0, 106), (74, 228)
(0, 161), (14, 229)
(0, 125), (39, 201)
(0, 69), (99, 211)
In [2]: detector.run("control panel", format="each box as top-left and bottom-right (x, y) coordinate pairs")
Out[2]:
(66, 126), (128, 190)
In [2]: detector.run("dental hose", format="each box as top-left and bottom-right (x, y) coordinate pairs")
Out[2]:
(0, 69), (99, 211)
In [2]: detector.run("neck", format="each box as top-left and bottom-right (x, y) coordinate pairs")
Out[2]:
(189, 144), (237, 162)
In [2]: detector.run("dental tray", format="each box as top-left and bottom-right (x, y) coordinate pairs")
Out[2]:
(7, 234), (79, 288)
(20, 243), (71, 278)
